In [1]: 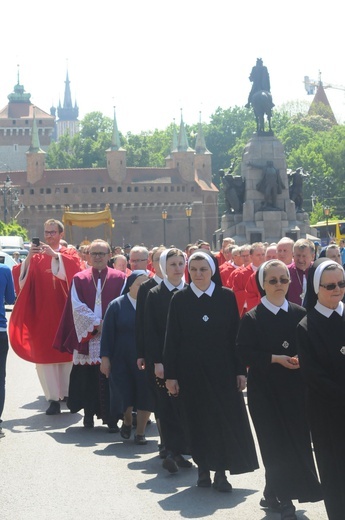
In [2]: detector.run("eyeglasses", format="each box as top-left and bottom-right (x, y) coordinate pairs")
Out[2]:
(90, 252), (108, 257)
(44, 230), (58, 236)
(266, 278), (290, 285)
(319, 281), (345, 291)
(130, 258), (147, 263)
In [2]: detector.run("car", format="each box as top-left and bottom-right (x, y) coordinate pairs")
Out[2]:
(0, 251), (17, 269)
(1, 248), (29, 259)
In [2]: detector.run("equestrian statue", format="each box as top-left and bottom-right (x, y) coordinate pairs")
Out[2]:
(245, 58), (274, 135)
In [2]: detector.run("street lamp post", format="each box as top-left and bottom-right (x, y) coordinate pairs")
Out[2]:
(324, 206), (330, 245)
(162, 209), (168, 245)
(185, 205), (192, 243)
(0, 175), (24, 224)
(2, 175), (13, 224)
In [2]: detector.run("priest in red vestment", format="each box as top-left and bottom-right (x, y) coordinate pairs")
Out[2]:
(232, 243), (266, 314)
(9, 219), (81, 415)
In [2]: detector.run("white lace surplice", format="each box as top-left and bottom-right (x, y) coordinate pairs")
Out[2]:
(71, 278), (102, 365)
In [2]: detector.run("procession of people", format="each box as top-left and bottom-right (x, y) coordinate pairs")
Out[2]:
(3, 224), (345, 519)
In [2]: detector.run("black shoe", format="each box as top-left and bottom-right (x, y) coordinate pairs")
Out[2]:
(260, 496), (281, 511)
(46, 400), (61, 415)
(158, 444), (168, 459)
(213, 471), (232, 492)
(162, 453), (179, 473)
(280, 502), (296, 520)
(83, 415), (94, 428)
(108, 422), (120, 433)
(120, 422), (132, 439)
(245, 103), (251, 109)
(174, 454), (193, 468)
(197, 468), (211, 488)
(134, 434), (148, 445)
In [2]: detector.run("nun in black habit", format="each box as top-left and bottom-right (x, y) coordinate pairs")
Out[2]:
(236, 260), (322, 520)
(164, 251), (258, 492)
(145, 248), (191, 473)
(100, 271), (153, 445)
(297, 258), (345, 520)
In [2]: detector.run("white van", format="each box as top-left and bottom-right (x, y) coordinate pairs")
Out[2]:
(0, 236), (24, 250)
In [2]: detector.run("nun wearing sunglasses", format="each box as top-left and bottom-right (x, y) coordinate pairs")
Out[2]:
(297, 258), (345, 520)
(237, 260), (322, 520)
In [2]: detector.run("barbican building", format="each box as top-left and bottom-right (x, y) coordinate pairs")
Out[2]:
(0, 73), (218, 248)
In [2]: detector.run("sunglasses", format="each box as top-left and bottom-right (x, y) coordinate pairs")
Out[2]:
(319, 281), (345, 291)
(266, 278), (290, 285)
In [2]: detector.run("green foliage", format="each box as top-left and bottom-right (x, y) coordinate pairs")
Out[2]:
(309, 202), (328, 225)
(309, 201), (340, 225)
(0, 220), (29, 240)
(46, 112), (113, 169)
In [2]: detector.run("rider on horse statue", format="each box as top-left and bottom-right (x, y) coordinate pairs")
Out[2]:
(245, 58), (275, 109)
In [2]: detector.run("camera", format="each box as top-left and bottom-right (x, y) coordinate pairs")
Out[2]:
(32, 238), (40, 247)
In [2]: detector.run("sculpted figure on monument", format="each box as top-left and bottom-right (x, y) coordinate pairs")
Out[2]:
(219, 167), (245, 213)
(248, 160), (285, 210)
(287, 167), (309, 212)
(245, 58), (274, 134)
(245, 58), (272, 107)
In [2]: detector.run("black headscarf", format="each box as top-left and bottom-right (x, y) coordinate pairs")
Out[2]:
(122, 270), (147, 294)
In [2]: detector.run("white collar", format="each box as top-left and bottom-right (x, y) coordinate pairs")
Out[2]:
(261, 296), (289, 315)
(251, 263), (259, 271)
(163, 279), (185, 292)
(127, 293), (137, 309)
(315, 300), (344, 318)
(153, 274), (163, 285)
(190, 281), (215, 298)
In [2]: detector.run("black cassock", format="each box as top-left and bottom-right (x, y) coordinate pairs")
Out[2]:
(297, 309), (345, 520)
(237, 302), (322, 503)
(163, 285), (258, 473)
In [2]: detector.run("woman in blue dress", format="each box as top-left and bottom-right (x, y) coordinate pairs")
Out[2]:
(100, 271), (153, 445)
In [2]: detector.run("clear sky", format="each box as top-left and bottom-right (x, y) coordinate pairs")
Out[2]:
(2, 0), (345, 133)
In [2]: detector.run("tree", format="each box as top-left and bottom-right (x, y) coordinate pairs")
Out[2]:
(0, 220), (28, 240)
(46, 112), (113, 169)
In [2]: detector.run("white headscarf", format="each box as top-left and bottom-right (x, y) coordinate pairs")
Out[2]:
(257, 259), (290, 290)
(188, 251), (216, 275)
(159, 248), (186, 279)
(313, 260), (339, 293)
(159, 249), (170, 279)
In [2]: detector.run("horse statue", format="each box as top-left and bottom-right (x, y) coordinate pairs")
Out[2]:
(251, 90), (273, 134)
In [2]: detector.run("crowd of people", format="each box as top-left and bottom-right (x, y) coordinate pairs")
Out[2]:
(2, 220), (345, 519)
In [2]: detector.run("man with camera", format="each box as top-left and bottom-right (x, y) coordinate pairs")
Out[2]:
(9, 219), (81, 415)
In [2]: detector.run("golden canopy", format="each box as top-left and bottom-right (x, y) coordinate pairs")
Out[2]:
(62, 204), (114, 243)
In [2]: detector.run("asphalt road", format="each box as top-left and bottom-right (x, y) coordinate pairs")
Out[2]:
(1, 316), (328, 520)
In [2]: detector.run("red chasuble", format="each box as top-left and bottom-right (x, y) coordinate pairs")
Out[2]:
(9, 248), (81, 364)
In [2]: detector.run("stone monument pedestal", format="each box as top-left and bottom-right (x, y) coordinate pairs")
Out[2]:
(216, 134), (312, 245)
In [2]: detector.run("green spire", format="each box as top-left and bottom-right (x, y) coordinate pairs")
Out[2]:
(171, 118), (178, 152)
(195, 111), (209, 154)
(177, 109), (192, 152)
(8, 64), (31, 103)
(28, 108), (43, 152)
(110, 107), (123, 150)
